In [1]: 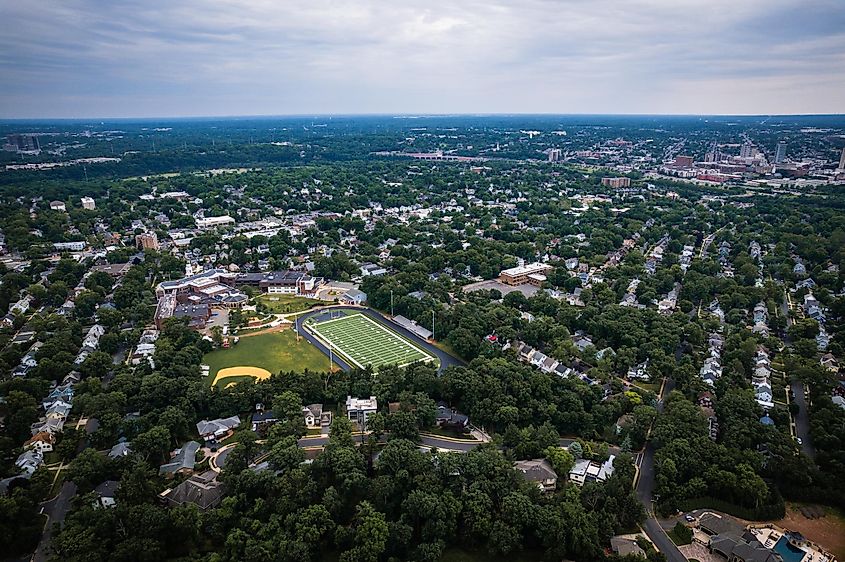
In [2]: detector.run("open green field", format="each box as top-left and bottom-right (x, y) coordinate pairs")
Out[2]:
(309, 313), (435, 371)
(202, 330), (331, 386)
(256, 294), (320, 314)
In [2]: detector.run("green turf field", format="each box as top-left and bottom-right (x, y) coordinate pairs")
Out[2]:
(202, 330), (332, 386)
(309, 313), (435, 370)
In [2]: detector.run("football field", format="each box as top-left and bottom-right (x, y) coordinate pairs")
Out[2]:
(309, 313), (435, 370)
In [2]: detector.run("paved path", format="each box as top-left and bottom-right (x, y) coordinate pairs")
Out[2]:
(32, 481), (76, 562)
(294, 305), (464, 374)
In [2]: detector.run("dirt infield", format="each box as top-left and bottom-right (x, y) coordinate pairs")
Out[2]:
(776, 504), (845, 561)
(211, 366), (272, 387)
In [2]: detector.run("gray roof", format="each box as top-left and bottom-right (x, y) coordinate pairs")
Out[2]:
(163, 470), (225, 510)
(159, 441), (200, 474)
(108, 441), (132, 458)
(699, 513), (744, 536)
(514, 459), (557, 482)
(94, 480), (120, 498)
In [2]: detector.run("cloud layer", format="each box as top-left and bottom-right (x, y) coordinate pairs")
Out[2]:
(1, 0), (843, 118)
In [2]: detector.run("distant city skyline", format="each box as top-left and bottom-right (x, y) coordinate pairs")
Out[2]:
(1, 0), (844, 119)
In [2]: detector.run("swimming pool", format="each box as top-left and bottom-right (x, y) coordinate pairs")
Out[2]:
(773, 536), (806, 562)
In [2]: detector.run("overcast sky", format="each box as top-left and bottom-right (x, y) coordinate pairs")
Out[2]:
(1, 0), (843, 118)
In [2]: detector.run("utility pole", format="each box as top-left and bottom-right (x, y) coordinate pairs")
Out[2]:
(432, 310), (435, 341)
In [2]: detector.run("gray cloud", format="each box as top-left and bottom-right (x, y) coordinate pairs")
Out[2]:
(0, 0), (843, 117)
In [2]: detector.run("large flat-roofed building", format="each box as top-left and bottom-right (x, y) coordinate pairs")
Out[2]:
(136, 232), (159, 251)
(196, 215), (235, 229)
(4, 134), (41, 154)
(499, 262), (553, 286)
(601, 177), (631, 188)
(157, 269), (234, 297)
(236, 271), (322, 296)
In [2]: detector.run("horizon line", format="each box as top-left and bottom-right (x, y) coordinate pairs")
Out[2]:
(2, 111), (845, 123)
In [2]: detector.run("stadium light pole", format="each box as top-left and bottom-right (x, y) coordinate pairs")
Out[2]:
(390, 290), (394, 317)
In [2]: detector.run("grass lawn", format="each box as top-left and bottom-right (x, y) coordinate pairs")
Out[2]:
(203, 330), (331, 386)
(257, 294), (321, 314)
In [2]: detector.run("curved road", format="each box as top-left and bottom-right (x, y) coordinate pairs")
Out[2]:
(294, 305), (464, 374)
(634, 377), (687, 562)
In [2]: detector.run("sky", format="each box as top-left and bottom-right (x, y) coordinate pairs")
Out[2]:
(1, 0), (844, 118)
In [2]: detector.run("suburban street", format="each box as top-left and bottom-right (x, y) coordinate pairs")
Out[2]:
(634, 377), (687, 562)
(32, 481), (77, 562)
(781, 292), (816, 458)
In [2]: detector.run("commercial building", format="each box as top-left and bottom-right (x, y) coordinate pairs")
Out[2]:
(839, 146), (845, 170)
(774, 142), (787, 164)
(236, 270), (321, 296)
(196, 215), (235, 229)
(136, 232), (159, 251)
(53, 241), (86, 251)
(674, 155), (694, 168)
(3, 133), (40, 153)
(499, 262), (553, 286)
(81, 196), (96, 210)
(601, 176), (631, 188)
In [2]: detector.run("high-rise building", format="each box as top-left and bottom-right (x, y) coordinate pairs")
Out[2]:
(601, 177), (631, 188)
(3, 134), (41, 154)
(674, 155), (694, 168)
(548, 148), (562, 162)
(136, 232), (159, 251)
(839, 147), (845, 170)
(775, 142), (787, 164)
(740, 143), (754, 158)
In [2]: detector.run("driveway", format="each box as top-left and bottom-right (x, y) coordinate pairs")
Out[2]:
(32, 481), (76, 562)
(294, 305), (464, 374)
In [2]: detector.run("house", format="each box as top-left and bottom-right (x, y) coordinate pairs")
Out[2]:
(627, 360), (650, 381)
(24, 432), (55, 454)
(346, 396), (378, 429)
(514, 459), (558, 492)
(196, 416), (241, 441)
(341, 288), (367, 305)
(93, 480), (120, 508)
(303, 404), (331, 429)
(159, 441), (200, 476)
(435, 402), (469, 431)
(708, 533), (782, 562)
(30, 417), (64, 435)
(568, 455), (616, 486)
(160, 470), (225, 510)
(572, 333), (594, 353)
(109, 441), (132, 459)
(610, 536), (646, 558)
(46, 400), (72, 420)
(15, 449), (43, 476)
(42, 384), (74, 409)
(251, 404), (278, 432)
(820, 353), (839, 373)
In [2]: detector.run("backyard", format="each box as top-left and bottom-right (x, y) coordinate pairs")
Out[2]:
(202, 329), (332, 386)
